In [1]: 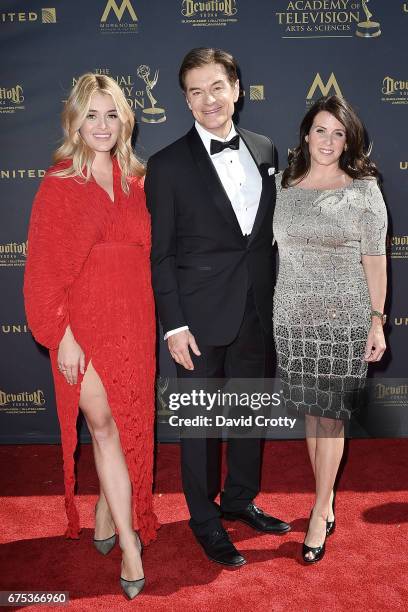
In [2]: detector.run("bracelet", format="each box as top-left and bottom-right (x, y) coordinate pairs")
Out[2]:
(371, 311), (387, 325)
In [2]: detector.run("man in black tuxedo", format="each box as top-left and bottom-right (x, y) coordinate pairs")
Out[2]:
(145, 48), (290, 566)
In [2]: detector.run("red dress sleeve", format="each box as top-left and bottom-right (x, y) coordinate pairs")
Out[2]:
(137, 176), (152, 256)
(24, 172), (96, 349)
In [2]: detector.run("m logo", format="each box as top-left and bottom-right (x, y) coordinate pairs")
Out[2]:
(101, 0), (137, 22)
(306, 73), (342, 100)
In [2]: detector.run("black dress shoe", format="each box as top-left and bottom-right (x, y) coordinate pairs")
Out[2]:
(195, 528), (246, 567)
(222, 503), (291, 534)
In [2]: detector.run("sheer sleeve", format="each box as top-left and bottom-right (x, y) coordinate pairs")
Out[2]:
(360, 180), (388, 256)
(24, 174), (95, 349)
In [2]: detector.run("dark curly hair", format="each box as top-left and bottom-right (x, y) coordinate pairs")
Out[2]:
(282, 95), (380, 188)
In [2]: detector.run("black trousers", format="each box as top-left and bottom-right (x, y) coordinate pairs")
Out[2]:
(176, 289), (273, 536)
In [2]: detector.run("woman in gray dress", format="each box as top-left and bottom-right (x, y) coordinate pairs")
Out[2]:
(273, 96), (387, 563)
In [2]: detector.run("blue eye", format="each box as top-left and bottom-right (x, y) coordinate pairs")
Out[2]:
(108, 113), (118, 119)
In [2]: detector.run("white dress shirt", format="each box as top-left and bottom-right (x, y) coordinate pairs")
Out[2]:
(195, 121), (262, 236)
(164, 121), (262, 340)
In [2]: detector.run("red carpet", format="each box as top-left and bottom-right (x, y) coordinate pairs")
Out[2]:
(0, 440), (407, 611)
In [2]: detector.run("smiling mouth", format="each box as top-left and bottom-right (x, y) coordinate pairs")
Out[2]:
(203, 107), (222, 115)
(93, 134), (111, 139)
(319, 148), (334, 155)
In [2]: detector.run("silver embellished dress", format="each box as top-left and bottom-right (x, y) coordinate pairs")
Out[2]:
(272, 173), (387, 419)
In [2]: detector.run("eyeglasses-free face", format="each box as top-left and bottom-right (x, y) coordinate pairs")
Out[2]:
(184, 63), (239, 139)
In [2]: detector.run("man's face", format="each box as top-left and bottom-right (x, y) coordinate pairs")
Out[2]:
(184, 62), (239, 138)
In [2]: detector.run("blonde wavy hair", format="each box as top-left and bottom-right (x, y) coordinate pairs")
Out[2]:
(53, 73), (144, 192)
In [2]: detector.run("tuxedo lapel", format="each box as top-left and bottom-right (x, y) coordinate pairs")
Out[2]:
(186, 127), (243, 237)
(236, 127), (275, 244)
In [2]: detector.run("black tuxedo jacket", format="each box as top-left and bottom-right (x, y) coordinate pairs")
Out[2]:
(145, 125), (276, 346)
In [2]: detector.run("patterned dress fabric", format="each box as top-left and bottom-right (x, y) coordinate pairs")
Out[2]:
(24, 158), (160, 543)
(272, 173), (387, 419)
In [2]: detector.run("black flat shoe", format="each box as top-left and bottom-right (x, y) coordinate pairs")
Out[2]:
(195, 528), (246, 567)
(222, 503), (291, 534)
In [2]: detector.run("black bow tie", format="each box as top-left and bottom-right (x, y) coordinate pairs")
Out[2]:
(210, 134), (240, 155)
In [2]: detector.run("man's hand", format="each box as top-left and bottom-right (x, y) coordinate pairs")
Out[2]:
(167, 330), (201, 370)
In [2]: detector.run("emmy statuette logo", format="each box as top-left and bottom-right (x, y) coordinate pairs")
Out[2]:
(156, 377), (173, 417)
(356, 0), (381, 38)
(137, 65), (166, 123)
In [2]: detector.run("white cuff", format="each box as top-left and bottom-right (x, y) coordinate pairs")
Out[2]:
(164, 326), (189, 340)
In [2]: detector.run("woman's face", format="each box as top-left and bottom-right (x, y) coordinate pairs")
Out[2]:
(79, 92), (121, 154)
(306, 110), (347, 169)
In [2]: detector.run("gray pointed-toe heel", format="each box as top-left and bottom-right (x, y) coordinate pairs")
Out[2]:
(120, 576), (145, 600)
(93, 533), (117, 555)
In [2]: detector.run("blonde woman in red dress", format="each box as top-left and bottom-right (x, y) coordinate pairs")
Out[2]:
(24, 73), (159, 599)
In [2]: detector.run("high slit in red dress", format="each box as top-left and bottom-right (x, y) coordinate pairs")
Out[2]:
(24, 158), (160, 544)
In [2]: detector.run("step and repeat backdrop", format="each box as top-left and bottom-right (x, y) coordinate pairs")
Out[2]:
(1, 1), (407, 443)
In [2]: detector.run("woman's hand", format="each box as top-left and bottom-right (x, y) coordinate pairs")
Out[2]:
(57, 325), (85, 385)
(363, 321), (386, 362)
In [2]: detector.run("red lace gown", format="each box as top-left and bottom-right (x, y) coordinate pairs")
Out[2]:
(23, 158), (160, 544)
